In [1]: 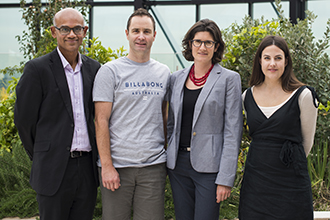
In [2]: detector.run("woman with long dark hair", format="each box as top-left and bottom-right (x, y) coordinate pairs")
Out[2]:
(239, 35), (318, 219)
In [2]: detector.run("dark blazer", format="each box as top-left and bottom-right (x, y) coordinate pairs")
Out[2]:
(14, 49), (100, 196)
(167, 63), (243, 187)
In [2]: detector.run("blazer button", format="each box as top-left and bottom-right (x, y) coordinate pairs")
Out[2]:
(66, 147), (71, 151)
(193, 132), (196, 136)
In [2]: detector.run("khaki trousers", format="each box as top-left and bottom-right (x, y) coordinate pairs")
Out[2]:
(99, 163), (166, 220)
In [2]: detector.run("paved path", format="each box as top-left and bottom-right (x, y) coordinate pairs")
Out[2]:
(2, 218), (38, 220)
(1, 218), (240, 220)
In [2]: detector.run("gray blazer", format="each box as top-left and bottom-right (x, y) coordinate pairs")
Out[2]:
(167, 63), (243, 187)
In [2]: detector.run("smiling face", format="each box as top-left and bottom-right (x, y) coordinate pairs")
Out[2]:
(125, 15), (156, 61)
(51, 8), (87, 57)
(191, 31), (218, 65)
(260, 45), (287, 83)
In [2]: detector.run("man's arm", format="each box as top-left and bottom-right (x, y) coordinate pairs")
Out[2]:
(94, 101), (120, 191)
(14, 61), (43, 160)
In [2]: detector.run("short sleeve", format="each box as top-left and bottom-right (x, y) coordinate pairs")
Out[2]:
(93, 64), (115, 102)
(163, 72), (171, 102)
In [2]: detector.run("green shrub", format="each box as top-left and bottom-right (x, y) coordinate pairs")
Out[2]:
(308, 103), (330, 211)
(0, 78), (20, 156)
(17, 0), (88, 60)
(221, 0), (330, 104)
(0, 142), (37, 218)
(315, 101), (330, 141)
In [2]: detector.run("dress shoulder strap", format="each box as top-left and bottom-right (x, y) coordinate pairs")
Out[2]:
(305, 86), (319, 108)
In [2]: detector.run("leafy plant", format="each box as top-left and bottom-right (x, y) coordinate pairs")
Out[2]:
(0, 65), (24, 77)
(315, 101), (330, 142)
(221, 0), (330, 104)
(222, 19), (278, 90)
(308, 139), (330, 211)
(33, 28), (128, 65)
(0, 88), (8, 100)
(17, 0), (88, 60)
(82, 37), (127, 65)
(0, 77), (20, 156)
(0, 142), (37, 218)
(307, 102), (330, 211)
(308, 140), (329, 188)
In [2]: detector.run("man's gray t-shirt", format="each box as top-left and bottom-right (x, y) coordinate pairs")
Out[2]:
(93, 57), (170, 168)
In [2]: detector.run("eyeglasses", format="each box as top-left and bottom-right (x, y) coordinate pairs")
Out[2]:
(54, 26), (85, 35)
(191, 39), (217, 48)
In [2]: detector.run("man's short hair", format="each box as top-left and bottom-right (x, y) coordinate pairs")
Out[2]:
(126, 8), (156, 32)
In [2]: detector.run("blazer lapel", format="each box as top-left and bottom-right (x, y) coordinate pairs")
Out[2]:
(173, 67), (190, 124)
(192, 63), (222, 127)
(81, 55), (92, 120)
(50, 50), (74, 120)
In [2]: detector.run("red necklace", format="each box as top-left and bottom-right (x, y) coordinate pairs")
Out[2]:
(189, 64), (214, 86)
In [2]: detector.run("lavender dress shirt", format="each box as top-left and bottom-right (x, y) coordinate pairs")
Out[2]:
(57, 47), (91, 152)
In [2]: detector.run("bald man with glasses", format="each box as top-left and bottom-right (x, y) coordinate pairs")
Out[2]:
(14, 8), (100, 220)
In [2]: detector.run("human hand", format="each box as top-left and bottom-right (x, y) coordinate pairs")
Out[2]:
(216, 185), (231, 203)
(101, 166), (121, 191)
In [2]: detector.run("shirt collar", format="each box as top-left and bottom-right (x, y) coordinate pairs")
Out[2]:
(57, 47), (82, 72)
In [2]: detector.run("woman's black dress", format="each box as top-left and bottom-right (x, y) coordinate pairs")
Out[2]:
(239, 86), (313, 220)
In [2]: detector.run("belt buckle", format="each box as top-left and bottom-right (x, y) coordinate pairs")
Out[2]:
(70, 151), (82, 158)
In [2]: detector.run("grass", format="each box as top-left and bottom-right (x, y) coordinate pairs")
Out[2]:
(308, 139), (330, 211)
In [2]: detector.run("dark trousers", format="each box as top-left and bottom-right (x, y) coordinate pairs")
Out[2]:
(168, 151), (220, 220)
(37, 153), (97, 220)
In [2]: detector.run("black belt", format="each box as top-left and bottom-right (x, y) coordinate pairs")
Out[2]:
(179, 146), (191, 152)
(70, 151), (91, 158)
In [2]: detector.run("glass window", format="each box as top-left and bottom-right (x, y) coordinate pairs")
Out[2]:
(92, 6), (133, 54)
(150, 5), (195, 53)
(0, 8), (26, 70)
(307, 0), (330, 54)
(201, 3), (248, 30)
(1, 0), (22, 3)
(253, 1), (289, 21)
(92, 5), (194, 71)
(307, 0), (330, 40)
(150, 5), (195, 70)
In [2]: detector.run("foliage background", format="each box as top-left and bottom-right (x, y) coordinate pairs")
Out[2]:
(0, 0), (329, 219)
